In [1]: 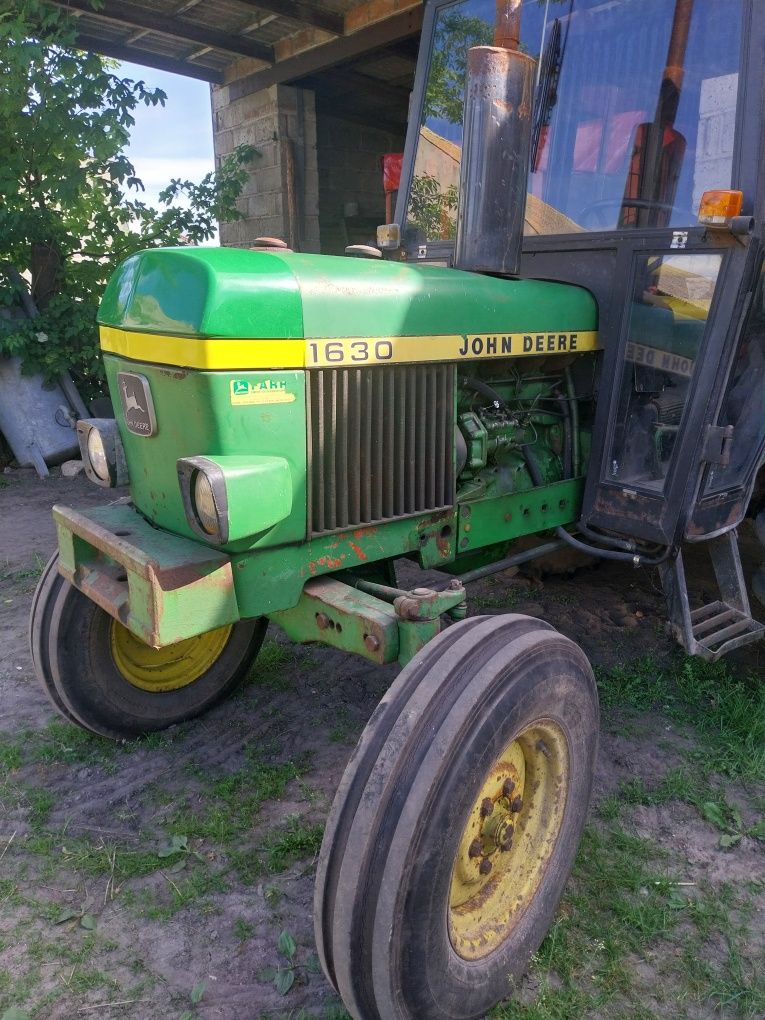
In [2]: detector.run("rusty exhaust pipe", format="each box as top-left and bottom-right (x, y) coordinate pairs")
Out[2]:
(454, 0), (535, 277)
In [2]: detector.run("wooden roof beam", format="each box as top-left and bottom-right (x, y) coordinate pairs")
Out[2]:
(229, 4), (422, 97)
(227, 0), (344, 36)
(74, 32), (224, 82)
(51, 0), (275, 63)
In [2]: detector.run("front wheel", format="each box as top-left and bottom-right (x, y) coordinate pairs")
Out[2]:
(31, 555), (267, 740)
(315, 614), (598, 1020)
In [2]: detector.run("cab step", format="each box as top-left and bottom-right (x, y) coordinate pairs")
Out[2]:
(660, 530), (765, 661)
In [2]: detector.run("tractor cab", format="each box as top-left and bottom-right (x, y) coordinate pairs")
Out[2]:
(395, 0), (765, 657)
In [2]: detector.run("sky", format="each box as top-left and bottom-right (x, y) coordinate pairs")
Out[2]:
(115, 61), (216, 209)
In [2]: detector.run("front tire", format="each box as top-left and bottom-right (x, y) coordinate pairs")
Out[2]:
(31, 555), (267, 740)
(315, 614), (598, 1020)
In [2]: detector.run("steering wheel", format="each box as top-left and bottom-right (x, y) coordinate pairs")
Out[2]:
(577, 197), (681, 230)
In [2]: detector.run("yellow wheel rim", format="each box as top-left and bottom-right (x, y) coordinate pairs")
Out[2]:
(448, 721), (569, 961)
(109, 620), (233, 692)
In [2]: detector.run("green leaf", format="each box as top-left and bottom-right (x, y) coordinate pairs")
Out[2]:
(257, 966), (278, 982)
(158, 834), (189, 858)
(80, 914), (96, 930)
(168, 858), (187, 874)
(701, 801), (728, 831)
(179, 1013), (193, 1020)
(2, 1008), (30, 1020)
(747, 819), (765, 840)
(278, 929), (297, 960)
(275, 967), (295, 995)
(719, 833), (742, 849)
(190, 981), (205, 1004)
(54, 908), (80, 924)
(304, 951), (322, 973)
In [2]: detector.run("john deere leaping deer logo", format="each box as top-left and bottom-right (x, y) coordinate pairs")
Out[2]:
(117, 372), (156, 437)
(121, 380), (146, 415)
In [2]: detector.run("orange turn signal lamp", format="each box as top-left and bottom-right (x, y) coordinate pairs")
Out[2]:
(698, 189), (743, 227)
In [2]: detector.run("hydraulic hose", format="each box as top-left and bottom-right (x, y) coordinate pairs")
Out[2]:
(460, 376), (510, 410)
(521, 444), (671, 567)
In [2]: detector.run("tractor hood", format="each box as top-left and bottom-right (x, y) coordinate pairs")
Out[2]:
(98, 247), (598, 370)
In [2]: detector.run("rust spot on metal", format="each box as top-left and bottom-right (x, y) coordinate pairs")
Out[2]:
(349, 541), (368, 561)
(364, 633), (380, 652)
(353, 526), (377, 540)
(316, 555), (345, 569)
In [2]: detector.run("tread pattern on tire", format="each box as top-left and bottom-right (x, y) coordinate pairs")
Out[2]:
(32, 555), (267, 740)
(314, 614), (597, 1020)
(28, 553), (80, 723)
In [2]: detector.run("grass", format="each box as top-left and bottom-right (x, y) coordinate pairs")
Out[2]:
(4, 607), (763, 1018)
(247, 639), (300, 692)
(490, 825), (765, 1019)
(231, 816), (324, 884)
(166, 747), (312, 843)
(595, 653), (765, 780)
(0, 552), (47, 591)
(488, 648), (765, 1020)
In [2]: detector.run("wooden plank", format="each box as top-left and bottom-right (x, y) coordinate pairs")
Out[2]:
(229, 0), (344, 36)
(52, 0), (274, 62)
(229, 4), (423, 98)
(74, 32), (225, 82)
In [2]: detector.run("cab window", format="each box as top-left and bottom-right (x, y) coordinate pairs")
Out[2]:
(405, 0), (744, 244)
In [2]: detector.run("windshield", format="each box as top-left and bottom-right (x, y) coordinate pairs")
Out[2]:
(404, 0), (744, 244)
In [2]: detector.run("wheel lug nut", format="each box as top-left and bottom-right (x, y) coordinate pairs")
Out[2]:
(480, 798), (494, 818)
(479, 858), (492, 876)
(511, 795), (523, 813)
(502, 778), (515, 798)
(468, 839), (483, 858)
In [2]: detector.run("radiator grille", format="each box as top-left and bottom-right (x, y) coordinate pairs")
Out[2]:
(307, 364), (455, 535)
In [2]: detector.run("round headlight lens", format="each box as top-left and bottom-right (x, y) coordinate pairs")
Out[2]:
(193, 471), (219, 536)
(86, 428), (110, 481)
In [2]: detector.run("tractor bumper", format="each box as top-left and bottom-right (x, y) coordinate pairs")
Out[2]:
(53, 503), (240, 648)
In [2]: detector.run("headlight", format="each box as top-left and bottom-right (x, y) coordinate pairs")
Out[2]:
(86, 428), (109, 481)
(177, 455), (293, 546)
(193, 470), (220, 536)
(76, 419), (129, 488)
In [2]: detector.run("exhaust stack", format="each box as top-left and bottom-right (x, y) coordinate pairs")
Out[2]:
(454, 0), (535, 277)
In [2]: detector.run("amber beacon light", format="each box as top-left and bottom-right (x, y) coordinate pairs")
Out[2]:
(698, 189), (744, 226)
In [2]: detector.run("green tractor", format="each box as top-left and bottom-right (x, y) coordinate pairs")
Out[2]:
(31, 0), (765, 1016)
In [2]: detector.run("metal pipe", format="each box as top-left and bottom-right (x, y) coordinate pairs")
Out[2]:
(563, 366), (580, 477)
(557, 392), (573, 479)
(437, 539), (568, 588)
(454, 45), (536, 277)
(352, 578), (408, 603)
(494, 0), (522, 50)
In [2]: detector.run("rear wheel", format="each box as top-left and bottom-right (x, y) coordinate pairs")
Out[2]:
(28, 553), (80, 724)
(30, 555), (267, 740)
(315, 614), (598, 1020)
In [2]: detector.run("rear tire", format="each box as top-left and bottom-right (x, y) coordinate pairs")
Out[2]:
(314, 614), (598, 1020)
(31, 555), (267, 740)
(28, 553), (80, 724)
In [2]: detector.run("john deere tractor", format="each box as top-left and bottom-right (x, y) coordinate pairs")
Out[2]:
(31, 0), (765, 1017)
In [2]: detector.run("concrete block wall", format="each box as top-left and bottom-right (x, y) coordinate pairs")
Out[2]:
(317, 113), (405, 255)
(211, 82), (320, 252)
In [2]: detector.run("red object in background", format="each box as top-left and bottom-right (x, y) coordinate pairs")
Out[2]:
(383, 153), (403, 193)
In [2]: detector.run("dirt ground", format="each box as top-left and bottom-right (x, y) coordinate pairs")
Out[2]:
(0, 468), (763, 1020)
